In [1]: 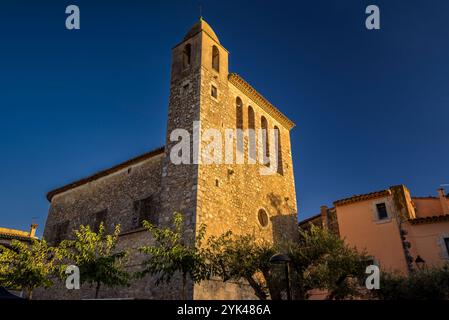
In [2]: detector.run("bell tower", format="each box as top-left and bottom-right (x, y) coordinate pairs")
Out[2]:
(160, 18), (298, 299)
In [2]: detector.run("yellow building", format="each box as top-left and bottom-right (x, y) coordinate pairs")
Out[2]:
(0, 224), (38, 248)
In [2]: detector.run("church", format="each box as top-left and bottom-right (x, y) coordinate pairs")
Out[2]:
(39, 18), (298, 299)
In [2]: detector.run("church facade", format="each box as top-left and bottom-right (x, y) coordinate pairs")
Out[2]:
(39, 18), (298, 299)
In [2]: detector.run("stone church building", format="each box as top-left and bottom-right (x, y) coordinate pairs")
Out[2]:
(39, 18), (298, 299)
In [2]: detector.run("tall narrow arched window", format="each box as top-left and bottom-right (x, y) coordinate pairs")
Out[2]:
(236, 98), (243, 129)
(236, 97), (244, 153)
(248, 106), (255, 130)
(248, 106), (256, 161)
(261, 116), (269, 165)
(212, 45), (220, 72)
(183, 44), (191, 69)
(274, 126), (283, 175)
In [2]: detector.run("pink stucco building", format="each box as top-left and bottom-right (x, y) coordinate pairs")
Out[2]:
(300, 185), (449, 274)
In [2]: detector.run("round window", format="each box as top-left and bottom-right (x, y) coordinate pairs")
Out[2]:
(258, 209), (269, 227)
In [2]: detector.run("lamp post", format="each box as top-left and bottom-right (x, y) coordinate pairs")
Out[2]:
(269, 253), (292, 300)
(415, 255), (426, 270)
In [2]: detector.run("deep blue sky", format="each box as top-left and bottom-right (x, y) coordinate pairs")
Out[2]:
(1, 0), (448, 237)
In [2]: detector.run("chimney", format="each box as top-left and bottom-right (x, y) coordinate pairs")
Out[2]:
(320, 205), (329, 230)
(438, 188), (449, 215)
(29, 224), (38, 238)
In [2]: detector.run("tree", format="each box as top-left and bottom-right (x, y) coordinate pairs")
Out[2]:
(288, 225), (369, 299)
(60, 223), (130, 299)
(0, 239), (62, 299)
(138, 213), (210, 300)
(374, 264), (449, 300)
(206, 232), (280, 300)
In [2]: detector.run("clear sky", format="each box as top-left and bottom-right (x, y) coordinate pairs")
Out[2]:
(1, 0), (448, 237)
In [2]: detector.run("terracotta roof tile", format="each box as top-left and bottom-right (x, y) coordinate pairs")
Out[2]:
(409, 214), (449, 225)
(333, 189), (391, 207)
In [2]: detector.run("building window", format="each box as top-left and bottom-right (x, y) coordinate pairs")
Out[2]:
(211, 85), (218, 98)
(183, 43), (191, 69)
(236, 97), (243, 129)
(274, 126), (283, 175)
(134, 195), (158, 228)
(258, 209), (269, 227)
(88, 209), (108, 232)
(261, 116), (269, 166)
(376, 203), (388, 220)
(444, 238), (449, 256)
(248, 106), (256, 161)
(236, 97), (243, 153)
(212, 45), (219, 72)
(52, 220), (69, 244)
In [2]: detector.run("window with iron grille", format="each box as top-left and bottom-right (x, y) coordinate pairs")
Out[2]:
(134, 195), (159, 228)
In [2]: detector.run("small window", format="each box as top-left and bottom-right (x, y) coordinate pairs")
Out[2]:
(212, 45), (219, 72)
(182, 83), (190, 95)
(444, 238), (449, 256)
(376, 203), (388, 220)
(53, 220), (69, 244)
(211, 85), (218, 98)
(258, 209), (269, 227)
(89, 209), (108, 233)
(183, 43), (191, 69)
(134, 196), (159, 227)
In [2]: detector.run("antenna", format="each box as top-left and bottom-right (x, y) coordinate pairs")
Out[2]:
(199, 3), (203, 19)
(31, 216), (38, 225)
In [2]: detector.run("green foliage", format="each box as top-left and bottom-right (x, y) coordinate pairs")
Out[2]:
(0, 239), (62, 299)
(374, 264), (449, 300)
(60, 223), (130, 298)
(138, 213), (210, 299)
(205, 232), (279, 300)
(289, 225), (369, 299)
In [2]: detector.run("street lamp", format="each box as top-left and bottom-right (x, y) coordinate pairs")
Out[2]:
(269, 253), (292, 300)
(415, 255), (426, 270)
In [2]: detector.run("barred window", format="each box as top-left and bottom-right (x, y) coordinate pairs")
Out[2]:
(134, 195), (159, 228)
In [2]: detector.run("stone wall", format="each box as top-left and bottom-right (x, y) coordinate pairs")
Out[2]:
(43, 153), (164, 240)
